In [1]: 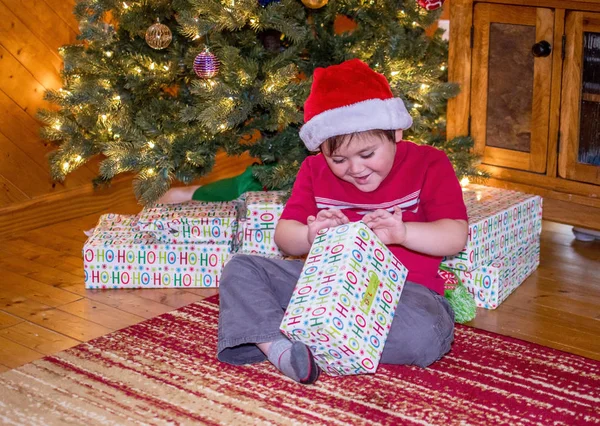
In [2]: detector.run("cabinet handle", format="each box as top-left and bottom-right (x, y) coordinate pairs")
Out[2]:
(531, 40), (552, 58)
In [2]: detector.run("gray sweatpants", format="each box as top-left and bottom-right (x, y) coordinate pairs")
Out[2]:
(217, 254), (455, 368)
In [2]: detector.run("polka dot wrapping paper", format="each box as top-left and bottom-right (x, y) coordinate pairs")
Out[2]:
(442, 184), (542, 272)
(237, 191), (287, 258)
(280, 222), (408, 376)
(442, 185), (543, 309)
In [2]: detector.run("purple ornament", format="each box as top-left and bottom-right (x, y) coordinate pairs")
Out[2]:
(193, 48), (220, 78)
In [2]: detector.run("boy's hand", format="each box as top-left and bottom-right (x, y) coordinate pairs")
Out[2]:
(307, 209), (349, 245)
(362, 206), (407, 245)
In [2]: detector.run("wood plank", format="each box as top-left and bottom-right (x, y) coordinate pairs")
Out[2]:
(0, 150), (254, 239)
(0, 256), (83, 289)
(0, 311), (22, 329)
(559, 11), (583, 180)
(61, 285), (177, 319)
(0, 174), (29, 205)
(0, 131), (56, 201)
(0, 322), (79, 355)
(447, 0), (473, 139)
(0, 269), (82, 306)
(479, 0), (600, 12)
(0, 90), (98, 188)
(481, 174), (600, 207)
(122, 288), (212, 309)
(545, 9), (566, 179)
(4, 239), (84, 275)
(0, 336), (44, 368)
(0, 45), (53, 120)
(57, 299), (146, 331)
(528, 7), (553, 173)
(43, 0), (79, 34)
(24, 308), (113, 341)
(1, 0), (77, 59)
(0, 2), (63, 88)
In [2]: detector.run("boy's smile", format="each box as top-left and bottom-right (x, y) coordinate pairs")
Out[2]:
(323, 132), (397, 192)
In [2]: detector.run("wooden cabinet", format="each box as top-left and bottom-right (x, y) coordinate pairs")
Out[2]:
(448, 0), (600, 231)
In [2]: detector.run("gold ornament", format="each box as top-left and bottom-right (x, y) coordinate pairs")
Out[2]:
(301, 0), (328, 9)
(145, 20), (172, 50)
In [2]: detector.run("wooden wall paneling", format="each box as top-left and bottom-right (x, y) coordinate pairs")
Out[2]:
(0, 151), (256, 239)
(545, 9), (566, 179)
(0, 2), (63, 89)
(0, 132), (55, 200)
(43, 0), (79, 34)
(2, 0), (78, 55)
(447, 0), (473, 139)
(0, 175), (28, 206)
(0, 90), (97, 191)
(0, 45), (52, 121)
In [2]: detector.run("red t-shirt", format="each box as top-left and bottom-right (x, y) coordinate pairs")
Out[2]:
(280, 141), (468, 294)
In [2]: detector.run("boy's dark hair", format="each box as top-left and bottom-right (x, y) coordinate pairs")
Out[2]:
(320, 129), (396, 156)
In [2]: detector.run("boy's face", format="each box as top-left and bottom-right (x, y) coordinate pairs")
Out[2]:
(323, 131), (399, 192)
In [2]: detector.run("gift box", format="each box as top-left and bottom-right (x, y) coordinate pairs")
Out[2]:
(280, 222), (408, 377)
(137, 201), (241, 245)
(452, 239), (540, 309)
(238, 191), (286, 258)
(83, 229), (230, 290)
(442, 185), (543, 272)
(92, 214), (140, 233)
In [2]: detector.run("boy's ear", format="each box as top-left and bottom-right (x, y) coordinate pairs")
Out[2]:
(395, 129), (403, 142)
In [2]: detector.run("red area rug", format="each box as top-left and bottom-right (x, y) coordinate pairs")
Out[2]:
(0, 296), (598, 425)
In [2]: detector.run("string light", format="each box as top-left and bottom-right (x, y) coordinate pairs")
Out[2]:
(420, 83), (429, 90)
(147, 141), (155, 148)
(391, 71), (399, 76)
(105, 51), (113, 57)
(122, 2), (129, 9)
(53, 120), (62, 130)
(440, 65), (446, 71)
(460, 177), (470, 187)
(113, 95), (121, 101)
(62, 161), (70, 171)
(75, 155), (82, 162)
(163, 65), (169, 71)
(146, 168), (155, 176)
(101, 114), (107, 120)
(150, 63), (155, 70)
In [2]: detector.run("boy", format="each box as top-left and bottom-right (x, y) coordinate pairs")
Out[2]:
(218, 59), (468, 384)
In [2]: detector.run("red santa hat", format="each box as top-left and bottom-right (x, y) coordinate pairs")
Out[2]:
(300, 59), (413, 151)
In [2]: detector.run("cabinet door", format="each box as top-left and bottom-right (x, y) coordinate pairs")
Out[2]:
(559, 11), (600, 185)
(471, 4), (553, 173)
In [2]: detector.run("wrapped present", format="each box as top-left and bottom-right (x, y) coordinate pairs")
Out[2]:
(137, 201), (241, 245)
(238, 191), (286, 257)
(443, 185), (542, 272)
(452, 238), (540, 309)
(83, 230), (230, 289)
(280, 222), (408, 377)
(92, 214), (140, 233)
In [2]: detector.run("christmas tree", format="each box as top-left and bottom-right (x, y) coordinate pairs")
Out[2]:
(39, 0), (484, 205)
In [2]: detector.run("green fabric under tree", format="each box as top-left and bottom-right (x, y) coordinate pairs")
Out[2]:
(40, 0), (487, 204)
(191, 166), (263, 201)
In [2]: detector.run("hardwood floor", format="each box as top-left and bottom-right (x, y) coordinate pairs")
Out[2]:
(0, 208), (599, 372)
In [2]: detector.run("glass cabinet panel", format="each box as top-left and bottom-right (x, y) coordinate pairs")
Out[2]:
(487, 24), (536, 152)
(559, 11), (600, 185)
(578, 32), (600, 167)
(471, 4), (552, 173)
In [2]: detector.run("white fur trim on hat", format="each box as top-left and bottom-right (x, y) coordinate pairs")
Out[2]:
(299, 98), (412, 151)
